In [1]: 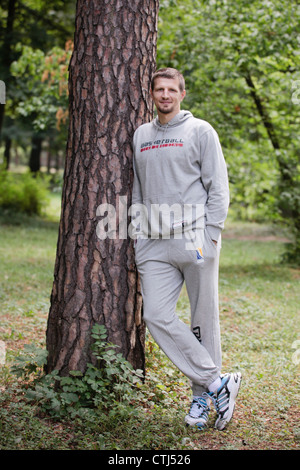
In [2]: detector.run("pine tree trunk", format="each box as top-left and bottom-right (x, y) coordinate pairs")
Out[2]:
(46, 0), (158, 376)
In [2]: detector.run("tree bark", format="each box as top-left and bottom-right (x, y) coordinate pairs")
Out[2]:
(46, 0), (158, 376)
(4, 137), (11, 170)
(29, 135), (42, 173)
(244, 72), (280, 151)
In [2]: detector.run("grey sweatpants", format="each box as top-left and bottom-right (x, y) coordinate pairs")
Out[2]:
(135, 229), (222, 396)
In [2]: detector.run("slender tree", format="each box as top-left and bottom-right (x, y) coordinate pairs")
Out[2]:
(46, 0), (158, 375)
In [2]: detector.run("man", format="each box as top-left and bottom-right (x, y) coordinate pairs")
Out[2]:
(131, 67), (241, 431)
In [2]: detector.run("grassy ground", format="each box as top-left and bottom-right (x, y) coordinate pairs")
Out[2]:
(0, 195), (299, 451)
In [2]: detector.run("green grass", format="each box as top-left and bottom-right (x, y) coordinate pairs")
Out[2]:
(0, 199), (299, 450)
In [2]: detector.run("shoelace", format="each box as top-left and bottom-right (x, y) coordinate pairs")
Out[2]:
(189, 396), (210, 418)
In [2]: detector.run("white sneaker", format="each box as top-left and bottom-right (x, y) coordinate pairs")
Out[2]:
(207, 372), (242, 430)
(185, 395), (210, 430)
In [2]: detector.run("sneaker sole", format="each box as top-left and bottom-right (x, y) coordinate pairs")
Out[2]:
(215, 372), (242, 431)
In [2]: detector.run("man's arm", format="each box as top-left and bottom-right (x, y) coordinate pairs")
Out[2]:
(199, 128), (230, 243)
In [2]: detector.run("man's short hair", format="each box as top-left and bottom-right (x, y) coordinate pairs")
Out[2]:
(151, 68), (185, 92)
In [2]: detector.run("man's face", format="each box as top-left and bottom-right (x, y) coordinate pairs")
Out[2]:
(150, 77), (186, 121)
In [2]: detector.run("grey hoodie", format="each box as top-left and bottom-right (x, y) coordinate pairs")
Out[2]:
(131, 110), (229, 241)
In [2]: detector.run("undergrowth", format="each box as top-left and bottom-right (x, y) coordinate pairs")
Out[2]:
(10, 324), (145, 420)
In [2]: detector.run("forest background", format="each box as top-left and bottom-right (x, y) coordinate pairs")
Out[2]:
(0, 0), (299, 451)
(1, 0), (300, 262)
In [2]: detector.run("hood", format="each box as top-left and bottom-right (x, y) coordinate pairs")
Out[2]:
(153, 110), (193, 129)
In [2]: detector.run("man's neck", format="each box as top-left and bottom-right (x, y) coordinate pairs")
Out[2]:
(157, 109), (180, 125)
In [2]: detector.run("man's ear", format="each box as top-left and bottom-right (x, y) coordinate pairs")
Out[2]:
(181, 90), (186, 102)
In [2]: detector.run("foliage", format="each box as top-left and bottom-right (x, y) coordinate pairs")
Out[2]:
(11, 324), (144, 419)
(0, 169), (49, 215)
(157, 0), (300, 262)
(0, 0), (75, 53)
(0, 0), (76, 159)
(228, 142), (278, 222)
(9, 41), (72, 133)
(275, 148), (300, 264)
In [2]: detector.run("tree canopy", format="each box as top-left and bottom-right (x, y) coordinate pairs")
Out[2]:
(157, 0), (300, 262)
(0, 0), (76, 167)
